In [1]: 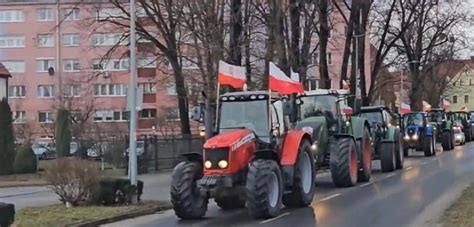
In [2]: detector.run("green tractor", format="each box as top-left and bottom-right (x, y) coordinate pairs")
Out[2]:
(357, 106), (404, 172)
(450, 111), (474, 142)
(427, 108), (454, 151)
(295, 89), (372, 187)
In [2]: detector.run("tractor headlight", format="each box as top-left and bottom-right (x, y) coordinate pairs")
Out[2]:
(311, 143), (318, 151)
(412, 134), (419, 140)
(218, 160), (228, 169)
(346, 121), (350, 127)
(204, 160), (212, 169)
(404, 135), (410, 141)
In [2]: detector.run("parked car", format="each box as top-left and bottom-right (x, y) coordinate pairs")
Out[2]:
(454, 127), (465, 145)
(70, 142), (79, 155)
(32, 141), (55, 160)
(87, 142), (109, 159)
(125, 140), (145, 156)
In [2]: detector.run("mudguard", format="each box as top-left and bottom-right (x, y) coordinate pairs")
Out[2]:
(384, 127), (397, 141)
(295, 116), (329, 156)
(350, 117), (371, 140)
(424, 125), (434, 137)
(280, 130), (312, 166)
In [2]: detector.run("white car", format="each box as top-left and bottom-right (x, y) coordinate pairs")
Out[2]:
(125, 140), (145, 156)
(87, 143), (109, 159)
(32, 142), (55, 160)
(454, 127), (465, 145)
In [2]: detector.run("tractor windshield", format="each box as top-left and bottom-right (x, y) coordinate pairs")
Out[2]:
(452, 113), (468, 124)
(404, 113), (424, 126)
(360, 111), (383, 125)
(300, 95), (337, 119)
(428, 111), (444, 122)
(219, 100), (269, 138)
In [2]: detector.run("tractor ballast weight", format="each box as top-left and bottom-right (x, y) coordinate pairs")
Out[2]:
(295, 89), (373, 187)
(427, 108), (454, 151)
(358, 106), (404, 172)
(401, 112), (436, 157)
(171, 91), (316, 220)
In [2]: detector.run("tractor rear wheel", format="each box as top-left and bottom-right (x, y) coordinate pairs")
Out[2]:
(215, 196), (246, 210)
(170, 161), (208, 219)
(423, 136), (434, 157)
(283, 141), (316, 208)
(395, 130), (404, 169)
(246, 159), (283, 219)
(357, 127), (372, 182)
(442, 131), (452, 151)
(380, 142), (396, 172)
(330, 138), (358, 187)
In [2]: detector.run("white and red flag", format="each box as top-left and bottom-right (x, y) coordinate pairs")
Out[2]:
(342, 80), (350, 89)
(422, 100), (431, 111)
(442, 100), (450, 109)
(218, 60), (246, 89)
(401, 103), (411, 114)
(269, 62), (304, 94)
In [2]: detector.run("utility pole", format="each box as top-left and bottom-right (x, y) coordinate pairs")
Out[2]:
(128, 0), (138, 202)
(354, 8), (364, 109)
(56, 0), (62, 105)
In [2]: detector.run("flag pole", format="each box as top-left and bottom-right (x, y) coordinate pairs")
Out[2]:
(215, 82), (221, 132)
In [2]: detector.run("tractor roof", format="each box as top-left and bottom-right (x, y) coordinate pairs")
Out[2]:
(428, 108), (444, 112)
(304, 89), (349, 96)
(221, 91), (281, 100)
(360, 106), (389, 113)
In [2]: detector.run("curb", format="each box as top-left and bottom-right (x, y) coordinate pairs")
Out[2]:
(67, 205), (172, 227)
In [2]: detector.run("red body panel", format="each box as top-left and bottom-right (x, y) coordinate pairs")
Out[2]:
(203, 129), (256, 175)
(280, 130), (309, 165)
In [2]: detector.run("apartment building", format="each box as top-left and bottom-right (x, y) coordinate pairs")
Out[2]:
(0, 0), (370, 141)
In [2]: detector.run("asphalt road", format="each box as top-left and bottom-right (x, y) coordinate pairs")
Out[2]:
(105, 143), (474, 227)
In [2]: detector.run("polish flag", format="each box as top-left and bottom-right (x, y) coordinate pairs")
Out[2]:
(442, 100), (450, 110)
(422, 101), (431, 111)
(401, 103), (411, 114)
(269, 62), (304, 94)
(342, 80), (350, 89)
(218, 60), (246, 89)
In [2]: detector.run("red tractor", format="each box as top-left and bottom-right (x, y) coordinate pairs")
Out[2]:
(170, 91), (315, 219)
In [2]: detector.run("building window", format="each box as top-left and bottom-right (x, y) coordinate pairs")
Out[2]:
(138, 83), (156, 93)
(453, 95), (458, 104)
(94, 84), (127, 97)
(91, 33), (126, 46)
(95, 8), (125, 20)
(37, 9), (54, 21)
(13, 111), (25, 124)
(37, 34), (54, 47)
(166, 83), (177, 95)
(61, 8), (79, 21)
(38, 85), (54, 98)
(63, 59), (80, 72)
(8, 85), (26, 98)
(470, 79), (474, 86)
(311, 52), (319, 65)
(36, 59), (55, 72)
(328, 27), (332, 38)
(112, 59), (129, 71)
(170, 57), (198, 69)
(139, 109), (156, 119)
(0, 10), (24, 22)
(1, 61), (25, 73)
(138, 57), (157, 68)
(92, 58), (128, 71)
(460, 79), (465, 86)
(465, 95), (469, 104)
(306, 78), (320, 91)
(0, 35), (25, 48)
(63, 84), (80, 97)
(63, 34), (80, 46)
(166, 109), (180, 120)
(38, 111), (54, 123)
(93, 110), (128, 122)
(328, 52), (332, 65)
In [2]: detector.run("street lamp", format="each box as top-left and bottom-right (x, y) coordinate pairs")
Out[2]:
(0, 63), (11, 102)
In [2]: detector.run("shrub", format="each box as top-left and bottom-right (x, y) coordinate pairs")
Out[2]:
(0, 98), (15, 175)
(0, 202), (14, 227)
(44, 158), (100, 207)
(55, 109), (71, 157)
(97, 178), (143, 205)
(13, 145), (37, 174)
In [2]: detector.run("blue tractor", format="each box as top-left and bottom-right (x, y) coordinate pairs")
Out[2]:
(402, 112), (436, 157)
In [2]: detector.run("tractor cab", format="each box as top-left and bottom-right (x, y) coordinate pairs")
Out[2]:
(427, 108), (452, 143)
(401, 112), (436, 157)
(450, 111), (474, 141)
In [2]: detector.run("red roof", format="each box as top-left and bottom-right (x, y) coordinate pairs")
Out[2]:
(0, 63), (11, 78)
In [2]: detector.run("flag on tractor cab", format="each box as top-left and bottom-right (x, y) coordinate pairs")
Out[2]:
(442, 100), (450, 110)
(422, 101), (431, 111)
(269, 62), (304, 94)
(401, 103), (411, 114)
(217, 60), (246, 89)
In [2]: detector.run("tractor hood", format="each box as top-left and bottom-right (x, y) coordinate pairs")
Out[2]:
(204, 129), (255, 149)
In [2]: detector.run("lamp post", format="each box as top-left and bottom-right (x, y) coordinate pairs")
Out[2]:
(353, 8), (365, 109)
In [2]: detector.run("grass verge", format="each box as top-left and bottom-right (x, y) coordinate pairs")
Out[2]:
(15, 201), (171, 227)
(441, 183), (474, 226)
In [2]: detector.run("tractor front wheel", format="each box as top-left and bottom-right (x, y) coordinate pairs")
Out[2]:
(423, 136), (435, 157)
(283, 141), (316, 208)
(357, 127), (372, 182)
(215, 196), (246, 210)
(380, 142), (396, 172)
(442, 131), (452, 151)
(246, 159), (283, 219)
(330, 138), (358, 187)
(395, 130), (404, 169)
(170, 161), (208, 219)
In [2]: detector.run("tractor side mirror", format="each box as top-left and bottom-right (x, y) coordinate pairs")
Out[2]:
(190, 105), (205, 123)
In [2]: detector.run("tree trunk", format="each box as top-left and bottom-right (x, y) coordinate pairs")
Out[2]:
(243, 0), (252, 88)
(318, 0), (330, 89)
(169, 55), (191, 135)
(289, 0), (301, 72)
(229, 0), (242, 66)
(340, 10), (354, 88)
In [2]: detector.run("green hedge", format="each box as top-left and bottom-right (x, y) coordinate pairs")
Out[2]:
(14, 145), (37, 174)
(0, 202), (15, 227)
(0, 98), (15, 175)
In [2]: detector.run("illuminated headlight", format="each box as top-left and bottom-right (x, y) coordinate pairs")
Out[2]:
(433, 126), (437, 130)
(311, 143), (318, 151)
(199, 130), (206, 137)
(388, 123), (392, 127)
(218, 160), (228, 169)
(345, 121), (350, 127)
(412, 134), (419, 140)
(396, 125), (400, 129)
(404, 135), (410, 140)
(204, 160), (212, 169)
(455, 135), (462, 139)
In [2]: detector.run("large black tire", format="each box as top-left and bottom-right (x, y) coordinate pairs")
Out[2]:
(423, 136), (434, 157)
(170, 161), (208, 219)
(330, 138), (358, 187)
(442, 130), (452, 151)
(394, 130), (404, 169)
(466, 128), (472, 142)
(380, 142), (396, 172)
(246, 159), (283, 219)
(283, 141), (316, 208)
(357, 127), (372, 182)
(215, 196), (246, 210)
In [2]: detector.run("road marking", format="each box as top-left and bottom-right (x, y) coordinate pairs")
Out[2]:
(358, 182), (373, 188)
(384, 173), (396, 179)
(420, 161), (428, 166)
(405, 166), (413, 171)
(319, 193), (341, 202)
(260, 212), (290, 224)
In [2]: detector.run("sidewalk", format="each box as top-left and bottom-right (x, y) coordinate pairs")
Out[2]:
(137, 170), (173, 202)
